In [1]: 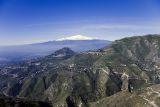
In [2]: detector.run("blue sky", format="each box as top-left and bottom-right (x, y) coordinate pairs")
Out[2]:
(0, 0), (160, 45)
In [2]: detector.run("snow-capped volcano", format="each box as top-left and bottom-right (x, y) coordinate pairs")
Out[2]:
(57, 35), (95, 41)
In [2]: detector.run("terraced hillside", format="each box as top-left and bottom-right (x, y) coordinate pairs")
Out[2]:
(1, 35), (160, 107)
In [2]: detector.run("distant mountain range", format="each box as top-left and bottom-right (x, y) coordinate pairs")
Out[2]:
(0, 35), (111, 66)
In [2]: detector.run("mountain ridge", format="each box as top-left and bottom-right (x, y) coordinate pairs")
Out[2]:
(1, 34), (160, 107)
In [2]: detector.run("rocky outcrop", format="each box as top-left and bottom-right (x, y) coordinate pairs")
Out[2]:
(121, 73), (129, 91)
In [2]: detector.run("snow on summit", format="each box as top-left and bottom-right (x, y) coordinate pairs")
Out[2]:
(57, 35), (95, 41)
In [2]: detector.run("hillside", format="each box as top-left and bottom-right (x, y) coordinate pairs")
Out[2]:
(1, 35), (160, 107)
(91, 84), (160, 107)
(0, 96), (52, 107)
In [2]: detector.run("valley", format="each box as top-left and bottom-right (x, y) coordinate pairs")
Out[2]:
(1, 35), (160, 107)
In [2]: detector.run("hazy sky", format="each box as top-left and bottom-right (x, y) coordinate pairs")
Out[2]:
(0, 0), (160, 45)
